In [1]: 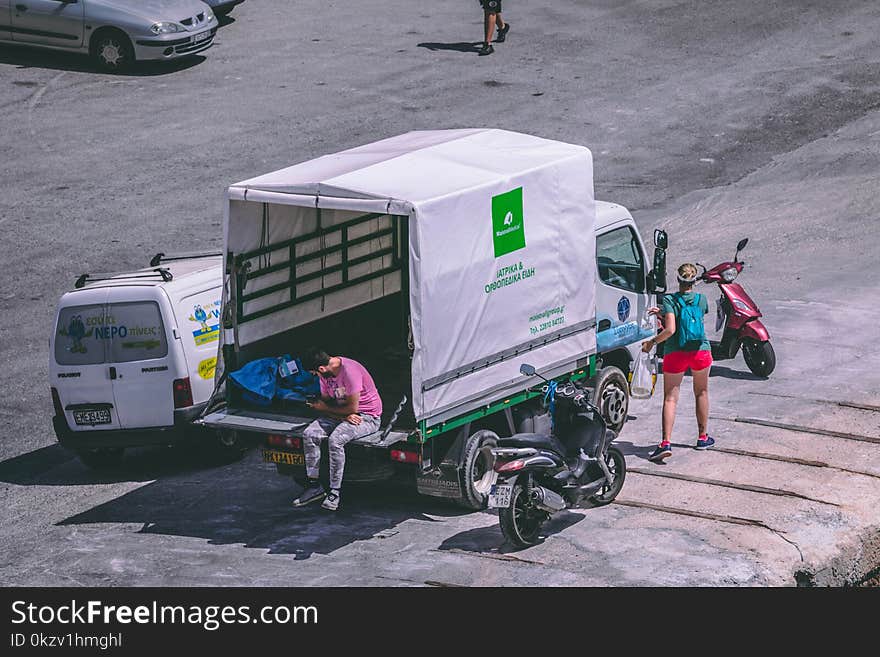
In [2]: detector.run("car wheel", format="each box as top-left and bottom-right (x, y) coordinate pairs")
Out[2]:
(91, 29), (135, 72)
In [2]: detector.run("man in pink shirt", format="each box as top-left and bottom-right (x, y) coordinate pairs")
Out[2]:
(292, 348), (383, 511)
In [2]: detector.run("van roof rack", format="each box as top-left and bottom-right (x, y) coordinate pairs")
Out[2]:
(150, 250), (223, 267)
(74, 267), (173, 289)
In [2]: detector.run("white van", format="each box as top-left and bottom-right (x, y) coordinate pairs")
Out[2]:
(49, 253), (224, 468)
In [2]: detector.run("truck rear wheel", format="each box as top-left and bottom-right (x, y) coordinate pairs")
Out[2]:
(591, 366), (629, 433)
(456, 430), (498, 510)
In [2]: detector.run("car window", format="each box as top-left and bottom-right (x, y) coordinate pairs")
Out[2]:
(54, 305), (106, 366)
(106, 302), (169, 363)
(596, 226), (645, 293)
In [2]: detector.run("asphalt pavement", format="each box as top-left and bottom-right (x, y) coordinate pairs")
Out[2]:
(1, 0), (879, 586)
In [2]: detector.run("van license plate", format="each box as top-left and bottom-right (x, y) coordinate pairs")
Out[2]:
(262, 449), (304, 466)
(193, 30), (210, 43)
(487, 484), (512, 509)
(73, 409), (111, 425)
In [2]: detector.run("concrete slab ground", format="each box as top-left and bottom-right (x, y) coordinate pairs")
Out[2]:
(1, 0), (879, 586)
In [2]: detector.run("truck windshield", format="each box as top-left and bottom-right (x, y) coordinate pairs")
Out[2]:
(596, 226), (645, 293)
(54, 304), (106, 366)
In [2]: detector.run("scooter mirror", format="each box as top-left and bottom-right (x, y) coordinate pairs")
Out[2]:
(520, 364), (536, 376)
(736, 238), (749, 252)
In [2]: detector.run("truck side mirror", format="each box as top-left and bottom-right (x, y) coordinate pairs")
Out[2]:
(519, 364), (536, 376)
(654, 229), (668, 249)
(648, 235), (667, 294)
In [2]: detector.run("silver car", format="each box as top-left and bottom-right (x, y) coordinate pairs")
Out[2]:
(0, 0), (220, 71)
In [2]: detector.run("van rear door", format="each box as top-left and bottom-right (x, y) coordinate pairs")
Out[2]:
(106, 297), (178, 429)
(173, 286), (222, 406)
(52, 289), (122, 431)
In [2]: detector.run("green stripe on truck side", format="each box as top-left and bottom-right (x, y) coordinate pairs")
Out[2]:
(415, 356), (596, 443)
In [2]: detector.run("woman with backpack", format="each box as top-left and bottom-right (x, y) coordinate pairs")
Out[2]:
(642, 263), (715, 462)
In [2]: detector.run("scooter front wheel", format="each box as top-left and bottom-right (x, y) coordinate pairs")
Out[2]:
(499, 483), (548, 549)
(742, 339), (776, 377)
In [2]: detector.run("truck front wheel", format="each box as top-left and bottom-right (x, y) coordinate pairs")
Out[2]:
(591, 366), (629, 434)
(456, 430), (498, 510)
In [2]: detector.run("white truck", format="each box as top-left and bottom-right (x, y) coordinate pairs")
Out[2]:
(201, 129), (668, 508)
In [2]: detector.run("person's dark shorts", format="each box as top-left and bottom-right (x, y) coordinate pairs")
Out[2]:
(482, 0), (502, 12)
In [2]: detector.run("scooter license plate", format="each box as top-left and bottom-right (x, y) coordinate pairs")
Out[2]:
(487, 484), (512, 509)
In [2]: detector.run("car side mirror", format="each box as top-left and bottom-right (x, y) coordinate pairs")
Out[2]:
(519, 364), (536, 376)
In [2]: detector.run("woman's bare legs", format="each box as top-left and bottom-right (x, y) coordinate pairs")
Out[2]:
(662, 370), (685, 442)
(691, 365), (710, 437)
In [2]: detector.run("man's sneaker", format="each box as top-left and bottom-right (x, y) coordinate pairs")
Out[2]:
(478, 43), (494, 56)
(696, 435), (716, 450)
(649, 442), (672, 462)
(292, 483), (325, 507)
(321, 489), (340, 511)
(496, 23), (510, 43)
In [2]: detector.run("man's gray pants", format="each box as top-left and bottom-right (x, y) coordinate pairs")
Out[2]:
(303, 414), (381, 490)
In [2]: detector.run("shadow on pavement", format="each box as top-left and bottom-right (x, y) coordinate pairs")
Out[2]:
(417, 41), (483, 54)
(50, 451), (471, 560)
(0, 44), (205, 75)
(709, 365), (766, 381)
(438, 510), (584, 553)
(613, 440), (657, 462)
(0, 443), (245, 486)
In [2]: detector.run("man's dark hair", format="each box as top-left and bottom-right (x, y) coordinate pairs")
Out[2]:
(302, 347), (331, 372)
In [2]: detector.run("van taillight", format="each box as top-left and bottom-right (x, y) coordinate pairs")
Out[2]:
(173, 378), (193, 409)
(50, 387), (64, 416)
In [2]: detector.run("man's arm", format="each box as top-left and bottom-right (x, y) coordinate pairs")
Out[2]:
(309, 393), (361, 422)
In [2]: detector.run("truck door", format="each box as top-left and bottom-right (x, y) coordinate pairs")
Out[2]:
(52, 290), (124, 432)
(105, 299), (177, 429)
(11, 0), (84, 47)
(595, 225), (650, 353)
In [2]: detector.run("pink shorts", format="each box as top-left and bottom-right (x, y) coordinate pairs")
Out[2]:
(662, 349), (713, 374)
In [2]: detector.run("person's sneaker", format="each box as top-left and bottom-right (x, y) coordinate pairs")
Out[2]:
(292, 483), (325, 507)
(321, 489), (340, 511)
(695, 435), (716, 450)
(478, 43), (494, 56)
(495, 23), (510, 42)
(648, 442), (672, 462)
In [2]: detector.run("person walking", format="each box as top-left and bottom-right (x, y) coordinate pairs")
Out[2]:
(479, 0), (510, 56)
(642, 263), (714, 462)
(292, 348), (383, 511)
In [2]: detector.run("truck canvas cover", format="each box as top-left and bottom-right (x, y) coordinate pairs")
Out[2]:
(225, 129), (597, 423)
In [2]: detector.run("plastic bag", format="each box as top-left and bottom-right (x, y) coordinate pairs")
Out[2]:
(630, 349), (657, 399)
(630, 311), (657, 399)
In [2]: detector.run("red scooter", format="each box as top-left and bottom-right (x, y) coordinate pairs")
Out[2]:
(698, 238), (775, 377)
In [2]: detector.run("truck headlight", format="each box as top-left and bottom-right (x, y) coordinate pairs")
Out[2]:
(151, 22), (183, 34)
(721, 267), (738, 282)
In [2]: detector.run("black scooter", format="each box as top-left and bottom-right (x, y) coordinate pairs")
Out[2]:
(475, 364), (627, 548)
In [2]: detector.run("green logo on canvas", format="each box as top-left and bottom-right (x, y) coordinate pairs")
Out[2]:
(492, 187), (525, 258)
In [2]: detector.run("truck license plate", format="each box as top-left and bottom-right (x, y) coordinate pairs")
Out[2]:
(487, 484), (512, 509)
(73, 408), (111, 425)
(262, 449), (304, 466)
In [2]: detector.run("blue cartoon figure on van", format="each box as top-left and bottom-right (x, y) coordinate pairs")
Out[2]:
(189, 300), (220, 346)
(59, 314), (93, 353)
(191, 305), (210, 332)
(617, 296), (631, 322)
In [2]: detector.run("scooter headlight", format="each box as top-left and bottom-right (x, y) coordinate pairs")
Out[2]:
(721, 267), (739, 282)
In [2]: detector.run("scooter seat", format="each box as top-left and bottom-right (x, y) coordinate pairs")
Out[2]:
(497, 432), (566, 456)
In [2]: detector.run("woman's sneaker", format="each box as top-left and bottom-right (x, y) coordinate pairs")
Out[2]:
(649, 442), (672, 462)
(695, 435), (716, 450)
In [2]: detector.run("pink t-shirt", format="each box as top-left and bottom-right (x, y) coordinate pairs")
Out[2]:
(319, 357), (383, 418)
